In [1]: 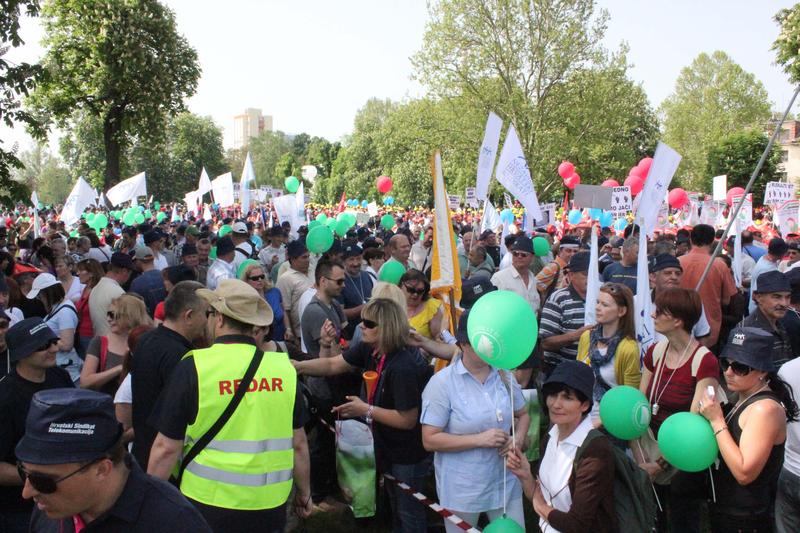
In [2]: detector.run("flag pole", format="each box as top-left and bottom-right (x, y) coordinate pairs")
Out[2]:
(695, 84), (800, 291)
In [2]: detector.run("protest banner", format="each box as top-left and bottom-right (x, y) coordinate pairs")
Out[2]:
(764, 181), (796, 205)
(610, 186), (632, 219)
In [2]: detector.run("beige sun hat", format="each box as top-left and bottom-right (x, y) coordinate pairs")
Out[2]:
(197, 279), (273, 327)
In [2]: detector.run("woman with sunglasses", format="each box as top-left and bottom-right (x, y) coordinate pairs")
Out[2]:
(421, 310), (530, 531)
(698, 327), (798, 532)
(29, 273), (82, 384)
(79, 294), (152, 396)
(399, 269), (444, 341)
(238, 260), (285, 341)
(577, 283), (641, 431)
(636, 287), (720, 533)
(294, 298), (432, 533)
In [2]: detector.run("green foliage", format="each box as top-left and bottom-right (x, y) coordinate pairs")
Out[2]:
(660, 51), (771, 190)
(29, 0), (200, 187)
(0, 0), (45, 204)
(705, 130), (780, 203)
(12, 143), (72, 204)
(774, 4), (800, 84)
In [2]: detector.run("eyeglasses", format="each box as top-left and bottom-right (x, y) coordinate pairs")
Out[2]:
(18, 459), (102, 494)
(403, 284), (425, 295)
(248, 275), (266, 281)
(324, 276), (345, 286)
(34, 339), (58, 353)
(512, 251), (531, 258)
(361, 319), (378, 329)
(720, 358), (752, 376)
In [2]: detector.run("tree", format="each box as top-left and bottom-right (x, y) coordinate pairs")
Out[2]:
(0, 0), (45, 204)
(12, 143), (73, 204)
(245, 131), (292, 186)
(774, 4), (800, 83)
(660, 51), (771, 190)
(706, 130), (780, 203)
(29, 0), (200, 188)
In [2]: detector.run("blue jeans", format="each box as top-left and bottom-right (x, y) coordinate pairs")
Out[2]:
(0, 510), (31, 533)
(776, 467), (800, 533)
(386, 456), (432, 533)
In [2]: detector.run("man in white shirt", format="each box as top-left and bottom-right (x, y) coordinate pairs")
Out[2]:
(725, 236), (756, 287)
(230, 221), (256, 272)
(410, 226), (433, 273)
(205, 236), (236, 290)
(258, 226), (286, 271)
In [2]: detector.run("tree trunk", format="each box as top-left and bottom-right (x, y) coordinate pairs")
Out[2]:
(103, 106), (124, 188)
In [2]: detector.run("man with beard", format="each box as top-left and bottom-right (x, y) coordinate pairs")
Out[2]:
(339, 244), (373, 339)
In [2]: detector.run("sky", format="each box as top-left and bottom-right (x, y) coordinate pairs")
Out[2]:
(1, 0), (798, 154)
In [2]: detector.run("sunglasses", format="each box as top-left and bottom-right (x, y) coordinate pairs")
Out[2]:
(720, 358), (752, 376)
(248, 275), (266, 281)
(361, 319), (379, 329)
(18, 459), (101, 494)
(324, 276), (345, 286)
(404, 285), (425, 296)
(35, 339), (58, 353)
(106, 311), (117, 321)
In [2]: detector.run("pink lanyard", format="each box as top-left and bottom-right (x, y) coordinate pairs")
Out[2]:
(72, 515), (86, 532)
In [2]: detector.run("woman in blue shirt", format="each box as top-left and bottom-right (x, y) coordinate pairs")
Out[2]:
(420, 311), (530, 531)
(238, 260), (285, 341)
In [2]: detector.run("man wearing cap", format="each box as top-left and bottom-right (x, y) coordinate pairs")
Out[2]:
(737, 270), (794, 369)
(601, 237), (639, 293)
(540, 252), (593, 370)
(231, 221), (256, 272)
(258, 226), (286, 272)
(17, 389), (212, 532)
(206, 235), (236, 290)
(0, 318), (73, 531)
(649, 253), (711, 342)
(88, 253), (133, 338)
(276, 240), (314, 344)
(130, 246), (167, 316)
(749, 238), (790, 314)
(478, 229), (501, 269)
(536, 236), (580, 298)
(780, 241), (800, 273)
(148, 279), (312, 531)
(339, 243), (374, 339)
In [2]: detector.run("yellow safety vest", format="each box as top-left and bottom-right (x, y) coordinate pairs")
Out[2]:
(180, 343), (296, 510)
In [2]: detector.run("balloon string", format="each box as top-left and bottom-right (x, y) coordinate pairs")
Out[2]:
(635, 440), (662, 512)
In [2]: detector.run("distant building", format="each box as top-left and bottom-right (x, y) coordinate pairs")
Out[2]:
(233, 108), (273, 148)
(773, 120), (800, 186)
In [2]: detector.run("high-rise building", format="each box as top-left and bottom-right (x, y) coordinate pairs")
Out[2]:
(233, 108), (273, 148)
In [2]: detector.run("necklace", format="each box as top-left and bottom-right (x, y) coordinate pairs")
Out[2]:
(345, 273), (366, 304)
(724, 384), (770, 423)
(651, 339), (695, 417)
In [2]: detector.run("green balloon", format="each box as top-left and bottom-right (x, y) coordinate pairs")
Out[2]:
(599, 385), (651, 440)
(326, 218), (338, 230)
(658, 412), (718, 472)
(483, 516), (524, 533)
(86, 213), (96, 224)
(308, 220), (321, 230)
(69, 230), (79, 238)
(467, 290), (537, 370)
(315, 213), (327, 223)
(154, 201), (160, 210)
(93, 214), (108, 229)
(285, 176), (300, 193)
(336, 212), (348, 222)
(307, 225), (334, 254)
(123, 212), (136, 226)
(134, 213), (145, 224)
(219, 224), (232, 237)
(378, 260), (405, 284)
(380, 214), (395, 231)
(126, 207), (137, 216)
(209, 246), (217, 260)
(334, 219), (350, 237)
(533, 236), (550, 257)
(143, 209), (152, 219)
(156, 212), (167, 222)
(345, 213), (357, 228)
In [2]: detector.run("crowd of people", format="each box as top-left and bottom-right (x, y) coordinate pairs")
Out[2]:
(0, 201), (798, 533)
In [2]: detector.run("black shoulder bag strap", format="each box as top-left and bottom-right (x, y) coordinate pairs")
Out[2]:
(176, 348), (265, 485)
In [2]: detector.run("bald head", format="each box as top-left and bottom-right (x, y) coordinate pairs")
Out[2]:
(389, 234), (411, 264)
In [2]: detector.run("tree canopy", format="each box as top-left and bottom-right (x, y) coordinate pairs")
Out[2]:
(705, 130), (780, 203)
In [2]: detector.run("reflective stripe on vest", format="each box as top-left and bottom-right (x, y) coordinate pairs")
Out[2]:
(180, 344), (297, 511)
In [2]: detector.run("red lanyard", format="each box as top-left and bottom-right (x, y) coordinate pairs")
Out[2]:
(72, 514), (86, 532)
(368, 352), (386, 405)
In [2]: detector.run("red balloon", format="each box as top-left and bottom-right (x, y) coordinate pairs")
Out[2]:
(628, 166), (644, 179)
(668, 188), (689, 209)
(558, 161), (575, 179)
(601, 179), (619, 188)
(624, 175), (644, 196)
(564, 173), (581, 190)
(376, 175), (393, 194)
(726, 187), (746, 206)
(638, 157), (654, 177)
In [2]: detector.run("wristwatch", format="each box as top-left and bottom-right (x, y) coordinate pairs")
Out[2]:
(365, 405), (374, 424)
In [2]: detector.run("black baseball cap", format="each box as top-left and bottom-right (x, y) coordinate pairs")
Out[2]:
(721, 327), (775, 372)
(511, 235), (533, 254)
(343, 243), (363, 260)
(16, 389), (123, 465)
(567, 251), (590, 273)
(649, 253), (682, 273)
(6, 318), (59, 363)
(460, 278), (497, 310)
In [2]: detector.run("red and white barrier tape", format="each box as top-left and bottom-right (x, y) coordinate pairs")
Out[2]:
(316, 416), (480, 532)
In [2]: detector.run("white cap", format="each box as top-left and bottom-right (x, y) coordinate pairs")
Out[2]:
(27, 273), (60, 299)
(231, 221), (248, 234)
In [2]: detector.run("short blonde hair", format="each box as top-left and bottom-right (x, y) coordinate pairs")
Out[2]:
(239, 262), (272, 289)
(361, 298), (409, 354)
(111, 294), (153, 331)
(370, 282), (406, 309)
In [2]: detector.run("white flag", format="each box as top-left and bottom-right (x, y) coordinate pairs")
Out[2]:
(295, 182), (305, 219)
(30, 191), (41, 238)
(495, 124), (542, 230)
(198, 167), (213, 197)
(211, 172), (235, 208)
(240, 152), (256, 213)
(584, 228), (600, 326)
(732, 217), (743, 289)
(476, 112), (503, 201)
(202, 204), (213, 221)
(481, 198), (502, 232)
(106, 172), (147, 207)
(636, 143), (681, 236)
(61, 177), (97, 226)
(634, 232), (655, 360)
(171, 204), (180, 222)
(184, 190), (198, 212)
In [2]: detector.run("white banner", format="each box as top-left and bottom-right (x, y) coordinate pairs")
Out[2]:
(448, 195), (461, 210)
(776, 199), (800, 236)
(584, 229), (600, 326)
(765, 181), (796, 205)
(636, 142), (681, 236)
(211, 172), (235, 208)
(465, 187), (478, 208)
(634, 227), (655, 360)
(495, 124), (541, 229)
(61, 177), (98, 226)
(731, 194), (753, 227)
(481, 198), (502, 232)
(184, 190), (198, 211)
(367, 202), (379, 217)
(713, 175), (727, 202)
(610, 186), (632, 219)
(475, 112), (503, 201)
(198, 167), (213, 197)
(106, 172), (147, 207)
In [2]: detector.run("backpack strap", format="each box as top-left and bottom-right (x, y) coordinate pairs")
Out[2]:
(572, 428), (604, 476)
(99, 336), (109, 372)
(690, 345), (711, 378)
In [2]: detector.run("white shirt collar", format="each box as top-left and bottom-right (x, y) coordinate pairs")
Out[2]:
(548, 415), (594, 448)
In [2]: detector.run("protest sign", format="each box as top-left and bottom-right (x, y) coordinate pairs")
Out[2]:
(465, 187), (478, 208)
(765, 181), (796, 205)
(775, 200), (800, 236)
(573, 185), (612, 209)
(712, 175), (727, 202)
(448, 195), (461, 209)
(533, 203), (556, 226)
(610, 186), (632, 219)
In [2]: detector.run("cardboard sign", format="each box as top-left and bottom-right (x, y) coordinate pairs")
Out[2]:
(765, 182), (796, 205)
(573, 184), (613, 210)
(465, 187), (478, 208)
(533, 203), (556, 226)
(356, 212), (371, 225)
(448, 195), (461, 209)
(775, 200), (800, 236)
(610, 186), (632, 219)
(712, 175), (727, 202)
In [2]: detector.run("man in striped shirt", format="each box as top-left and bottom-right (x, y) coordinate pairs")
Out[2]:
(540, 251), (593, 371)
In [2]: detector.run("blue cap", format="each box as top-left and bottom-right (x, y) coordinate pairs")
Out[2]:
(755, 270), (790, 294)
(721, 327), (775, 372)
(16, 389), (123, 465)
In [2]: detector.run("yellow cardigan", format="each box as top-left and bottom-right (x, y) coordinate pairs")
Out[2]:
(576, 331), (641, 389)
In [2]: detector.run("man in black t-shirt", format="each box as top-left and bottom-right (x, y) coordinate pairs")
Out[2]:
(0, 318), (73, 532)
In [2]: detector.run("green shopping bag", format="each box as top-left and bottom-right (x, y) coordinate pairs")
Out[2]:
(335, 419), (376, 518)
